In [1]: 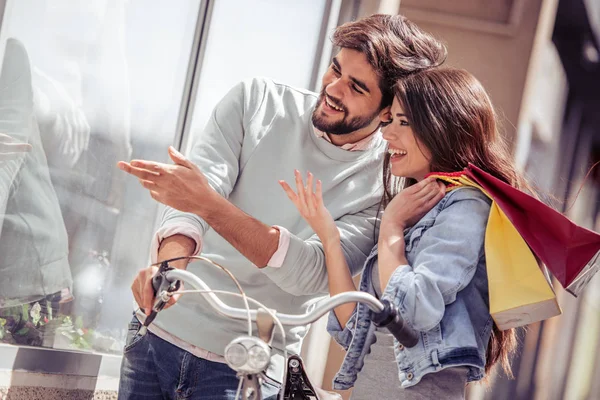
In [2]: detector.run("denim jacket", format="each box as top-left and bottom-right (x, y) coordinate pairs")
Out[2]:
(327, 187), (494, 390)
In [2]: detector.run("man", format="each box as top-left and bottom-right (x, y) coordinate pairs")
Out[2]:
(117, 14), (446, 399)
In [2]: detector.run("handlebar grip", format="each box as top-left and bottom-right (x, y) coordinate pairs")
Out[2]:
(371, 299), (419, 348)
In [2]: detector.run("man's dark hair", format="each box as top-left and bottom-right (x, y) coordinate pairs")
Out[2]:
(333, 14), (447, 108)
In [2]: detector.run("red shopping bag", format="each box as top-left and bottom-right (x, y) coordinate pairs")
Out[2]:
(438, 164), (600, 296)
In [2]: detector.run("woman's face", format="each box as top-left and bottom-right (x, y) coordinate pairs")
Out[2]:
(382, 98), (432, 181)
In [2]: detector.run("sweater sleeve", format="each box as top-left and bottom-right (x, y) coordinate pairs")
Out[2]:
(159, 78), (267, 238)
(260, 202), (379, 296)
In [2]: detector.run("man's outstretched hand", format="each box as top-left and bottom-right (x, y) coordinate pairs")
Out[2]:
(118, 146), (216, 214)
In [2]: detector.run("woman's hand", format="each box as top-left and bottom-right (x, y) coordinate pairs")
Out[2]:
(279, 170), (339, 246)
(381, 176), (445, 234)
(280, 170), (356, 326)
(378, 177), (445, 289)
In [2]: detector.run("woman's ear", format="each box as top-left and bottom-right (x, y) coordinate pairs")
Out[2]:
(379, 106), (392, 127)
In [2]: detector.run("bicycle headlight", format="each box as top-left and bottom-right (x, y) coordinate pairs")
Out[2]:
(224, 336), (271, 374)
(224, 342), (248, 368)
(247, 344), (270, 371)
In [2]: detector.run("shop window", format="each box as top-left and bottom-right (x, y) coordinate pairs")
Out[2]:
(0, 0), (202, 353)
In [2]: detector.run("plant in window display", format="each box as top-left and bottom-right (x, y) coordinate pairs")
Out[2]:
(56, 317), (123, 353)
(0, 301), (121, 352)
(55, 315), (95, 350)
(0, 301), (54, 346)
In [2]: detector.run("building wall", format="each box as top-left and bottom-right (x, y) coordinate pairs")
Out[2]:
(401, 0), (544, 147)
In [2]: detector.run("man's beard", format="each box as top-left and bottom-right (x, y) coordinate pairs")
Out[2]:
(311, 90), (379, 135)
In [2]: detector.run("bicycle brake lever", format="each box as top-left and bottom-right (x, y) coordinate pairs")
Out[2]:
(142, 261), (181, 328)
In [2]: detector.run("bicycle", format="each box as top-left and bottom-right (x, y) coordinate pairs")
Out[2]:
(139, 256), (419, 400)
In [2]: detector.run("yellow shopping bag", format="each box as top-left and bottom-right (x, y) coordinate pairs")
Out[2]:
(428, 172), (561, 330)
(485, 201), (561, 330)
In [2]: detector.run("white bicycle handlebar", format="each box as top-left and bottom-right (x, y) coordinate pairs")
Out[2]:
(147, 257), (418, 348)
(165, 269), (385, 325)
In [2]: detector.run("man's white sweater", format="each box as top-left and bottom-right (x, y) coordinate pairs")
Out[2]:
(150, 77), (385, 378)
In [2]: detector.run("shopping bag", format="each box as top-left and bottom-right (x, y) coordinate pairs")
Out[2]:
(464, 164), (600, 296)
(484, 200), (561, 329)
(428, 171), (561, 330)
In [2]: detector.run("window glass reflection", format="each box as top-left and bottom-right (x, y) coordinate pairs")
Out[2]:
(187, 0), (326, 150)
(0, 0), (200, 353)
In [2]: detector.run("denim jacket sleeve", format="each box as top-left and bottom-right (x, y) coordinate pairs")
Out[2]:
(382, 188), (490, 332)
(326, 307), (358, 350)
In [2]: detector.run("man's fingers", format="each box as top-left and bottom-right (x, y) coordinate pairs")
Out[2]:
(118, 161), (161, 181)
(142, 276), (155, 315)
(129, 159), (165, 172)
(131, 279), (144, 310)
(168, 146), (194, 169)
(149, 190), (162, 202)
(164, 292), (181, 310)
(140, 179), (158, 190)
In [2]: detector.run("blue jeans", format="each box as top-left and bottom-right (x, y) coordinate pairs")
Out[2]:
(118, 316), (280, 400)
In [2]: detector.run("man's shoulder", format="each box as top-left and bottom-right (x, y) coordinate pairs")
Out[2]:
(241, 77), (318, 103)
(249, 76), (316, 93)
(234, 77), (318, 123)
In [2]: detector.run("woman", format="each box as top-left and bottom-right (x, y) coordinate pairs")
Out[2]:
(279, 68), (521, 399)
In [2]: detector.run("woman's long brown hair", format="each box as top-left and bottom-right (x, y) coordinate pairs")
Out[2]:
(383, 68), (522, 378)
